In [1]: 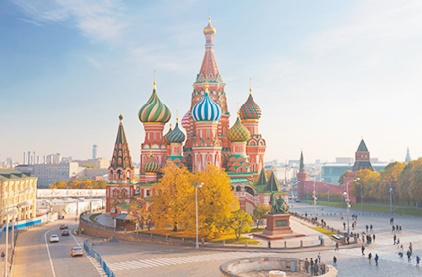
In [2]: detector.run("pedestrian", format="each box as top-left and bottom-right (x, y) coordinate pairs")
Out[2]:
(321, 262), (326, 274)
(400, 244), (404, 254)
(366, 225), (369, 232)
(267, 240), (271, 249)
(310, 258), (314, 276)
(372, 233), (376, 243)
(314, 263), (319, 276)
(409, 242), (413, 254)
(361, 245), (365, 256)
(399, 225), (402, 232)
(393, 234), (396, 245)
(333, 256), (337, 266)
(318, 252), (321, 263)
(343, 222), (346, 230)
(397, 238), (400, 247)
(370, 224), (373, 231)
(368, 253), (372, 264)
(1, 252), (4, 261)
(375, 254), (379, 266)
(416, 255), (420, 267)
(305, 258), (309, 273)
(352, 222), (355, 230)
(407, 250), (412, 262)
(335, 241), (339, 251)
(392, 225), (395, 233)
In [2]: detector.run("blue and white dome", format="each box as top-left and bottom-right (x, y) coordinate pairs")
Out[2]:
(192, 92), (222, 122)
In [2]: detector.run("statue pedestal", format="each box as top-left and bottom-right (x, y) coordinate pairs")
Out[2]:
(254, 213), (304, 240)
(263, 213), (293, 236)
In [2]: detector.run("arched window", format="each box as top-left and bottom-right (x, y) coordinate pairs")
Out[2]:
(245, 186), (255, 196)
(236, 186), (241, 192)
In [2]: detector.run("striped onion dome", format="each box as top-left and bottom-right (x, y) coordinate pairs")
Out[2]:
(138, 82), (171, 123)
(163, 124), (172, 145)
(192, 92), (222, 122)
(143, 154), (160, 173)
(181, 111), (190, 130)
(227, 117), (251, 142)
(239, 88), (261, 120)
(167, 121), (185, 143)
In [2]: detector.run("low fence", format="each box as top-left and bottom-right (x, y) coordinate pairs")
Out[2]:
(84, 238), (115, 277)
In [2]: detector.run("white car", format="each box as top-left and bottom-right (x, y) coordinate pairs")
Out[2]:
(71, 246), (83, 257)
(49, 234), (59, 243)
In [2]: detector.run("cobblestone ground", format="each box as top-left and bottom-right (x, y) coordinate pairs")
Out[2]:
(94, 203), (422, 277)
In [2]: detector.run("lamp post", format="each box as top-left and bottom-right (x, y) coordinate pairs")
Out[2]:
(11, 201), (30, 253)
(389, 185), (393, 214)
(343, 192), (350, 235)
(354, 178), (361, 209)
(194, 182), (204, 249)
(3, 209), (18, 277)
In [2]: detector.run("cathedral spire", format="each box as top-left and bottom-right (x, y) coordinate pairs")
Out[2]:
(108, 114), (134, 182)
(196, 17), (222, 85)
(300, 150), (305, 171)
(405, 147), (411, 164)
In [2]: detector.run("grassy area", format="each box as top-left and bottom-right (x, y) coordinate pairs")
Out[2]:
(313, 200), (422, 217)
(136, 228), (260, 244)
(212, 234), (260, 245)
(311, 226), (337, 238)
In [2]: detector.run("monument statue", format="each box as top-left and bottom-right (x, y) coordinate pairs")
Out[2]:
(269, 192), (288, 213)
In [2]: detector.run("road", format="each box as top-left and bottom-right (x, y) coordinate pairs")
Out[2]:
(11, 204), (422, 276)
(13, 219), (102, 277)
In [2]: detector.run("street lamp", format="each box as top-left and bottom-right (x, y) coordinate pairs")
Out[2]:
(389, 185), (393, 214)
(343, 192), (351, 235)
(3, 208), (18, 277)
(194, 182), (204, 249)
(11, 201), (30, 253)
(354, 178), (362, 209)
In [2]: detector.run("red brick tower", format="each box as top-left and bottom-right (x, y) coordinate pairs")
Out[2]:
(138, 81), (171, 174)
(183, 18), (230, 171)
(239, 86), (266, 173)
(297, 151), (307, 199)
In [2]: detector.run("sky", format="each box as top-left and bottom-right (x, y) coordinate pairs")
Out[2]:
(2, 0), (422, 165)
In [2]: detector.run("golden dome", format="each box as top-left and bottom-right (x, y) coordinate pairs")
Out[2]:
(203, 17), (216, 36)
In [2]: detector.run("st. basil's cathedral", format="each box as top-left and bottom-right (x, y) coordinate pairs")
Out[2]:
(105, 19), (285, 215)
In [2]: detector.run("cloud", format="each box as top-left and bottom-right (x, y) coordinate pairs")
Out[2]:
(308, 0), (422, 55)
(12, 0), (126, 43)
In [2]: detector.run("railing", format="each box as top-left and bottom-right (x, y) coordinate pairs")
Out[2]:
(84, 238), (115, 277)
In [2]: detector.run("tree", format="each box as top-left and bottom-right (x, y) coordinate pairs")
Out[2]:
(129, 199), (150, 230)
(150, 161), (194, 232)
(380, 162), (405, 203)
(252, 204), (271, 228)
(228, 209), (253, 240)
(192, 165), (240, 239)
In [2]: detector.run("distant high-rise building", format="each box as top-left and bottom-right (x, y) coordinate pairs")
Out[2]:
(93, 144), (98, 159)
(405, 147), (411, 164)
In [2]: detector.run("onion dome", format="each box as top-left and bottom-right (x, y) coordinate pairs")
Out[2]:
(181, 111), (190, 130)
(239, 88), (262, 120)
(163, 124), (173, 145)
(192, 92), (222, 122)
(138, 81), (171, 123)
(227, 117), (251, 142)
(143, 153), (160, 173)
(167, 120), (185, 143)
(203, 17), (216, 36)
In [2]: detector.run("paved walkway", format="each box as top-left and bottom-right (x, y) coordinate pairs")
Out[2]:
(88, 212), (344, 251)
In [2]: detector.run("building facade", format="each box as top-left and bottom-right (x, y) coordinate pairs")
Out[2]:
(0, 169), (37, 224)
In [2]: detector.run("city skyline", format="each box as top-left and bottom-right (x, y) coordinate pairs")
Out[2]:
(2, 1), (422, 164)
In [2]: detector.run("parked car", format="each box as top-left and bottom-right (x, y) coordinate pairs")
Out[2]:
(59, 224), (68, 230)
(61, 230), (70, 236)
(49, 234), (59, 243)
(71, 247), (83, 257)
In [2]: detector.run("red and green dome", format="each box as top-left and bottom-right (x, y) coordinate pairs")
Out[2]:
(227, 117), (251, 142)
(239, 89), (261, 120)
(143, 154), (160, 173)
(139, 82), (171, 123)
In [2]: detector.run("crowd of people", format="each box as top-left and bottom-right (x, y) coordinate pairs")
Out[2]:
(304, 254), (327, 276)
